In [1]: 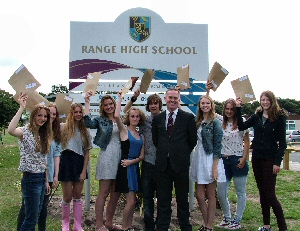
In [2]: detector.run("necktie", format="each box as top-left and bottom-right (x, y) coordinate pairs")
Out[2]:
(167, 112), (174, 136)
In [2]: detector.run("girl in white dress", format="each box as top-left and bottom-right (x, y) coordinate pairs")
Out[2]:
(190, 95), (226, 231)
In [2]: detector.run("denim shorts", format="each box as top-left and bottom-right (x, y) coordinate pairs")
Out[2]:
(222, 155), (249, 180)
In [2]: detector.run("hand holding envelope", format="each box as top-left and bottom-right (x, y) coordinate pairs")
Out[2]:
(55, 93), (74, 123)
(177, 64), (190, 90)
(13, 91), (50, 112)
(231, 75), (256, 103)
(121, 77), (139, 97)
(207, 62), (229, 91)
(83, 72), (101, 96)
(140, 69), (155, 93)
(9, 64), (41, 95)
(16, 92), (28, 109)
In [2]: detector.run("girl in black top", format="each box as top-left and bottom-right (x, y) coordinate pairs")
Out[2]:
(235, 90), (287, 231)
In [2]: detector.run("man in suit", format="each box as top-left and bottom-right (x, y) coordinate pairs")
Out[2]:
(152, 88), (197, 231)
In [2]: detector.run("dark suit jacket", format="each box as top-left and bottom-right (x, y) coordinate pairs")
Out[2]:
(152, 109), (197, 172)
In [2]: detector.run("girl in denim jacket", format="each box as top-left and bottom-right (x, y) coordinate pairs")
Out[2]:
(190, 95), (226, 231)
(84, 91), (122, 231)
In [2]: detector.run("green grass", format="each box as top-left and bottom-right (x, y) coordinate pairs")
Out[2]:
(1, 133), (300, 230)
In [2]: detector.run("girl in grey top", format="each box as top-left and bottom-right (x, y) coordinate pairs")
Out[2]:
(59, 103), (92, 231)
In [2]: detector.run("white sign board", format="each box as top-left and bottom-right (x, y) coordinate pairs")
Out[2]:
(69, 7), (208, 115)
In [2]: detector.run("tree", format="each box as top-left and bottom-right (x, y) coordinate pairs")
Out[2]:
(0, 90), (19, 130)
(214, 101), (224, 115)
(48, 84), (69, 96)
(213, 98), (300, 117)
(278, 98), (300, 114)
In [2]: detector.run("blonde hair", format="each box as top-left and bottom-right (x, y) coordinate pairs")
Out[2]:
(123, 107), (146, 126)
(28, 104), (53, 154)
(195, 95), (216, 129)
(99, 95), (117, 118)
(61, 103), (90, 149)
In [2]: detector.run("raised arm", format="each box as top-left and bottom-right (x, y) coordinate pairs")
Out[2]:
(84, 90), (93, 115)
(123, 88), (140, 113)
(206, 80), (213, 96)
(8, 93), (27, 138)
(115, 91), (128, 140)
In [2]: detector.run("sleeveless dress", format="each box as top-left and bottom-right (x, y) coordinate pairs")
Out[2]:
(115, 130), (143, 193)
(96, 123), (121, 180)
(190, 126), (226, 184)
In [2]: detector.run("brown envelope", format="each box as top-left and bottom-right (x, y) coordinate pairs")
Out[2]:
(140, 69), (155, 93)
(177, 64), (190, 90)
(129, 77), (139, 91)
(8, 64), (41, 94)
(231, 75), (256, 103)
(13, 91), (50, 112)
(207, 62), (229, 91)
(55, 93), (74, 123)
(121, 77), (139, 97)
(83, 72), (101, 96)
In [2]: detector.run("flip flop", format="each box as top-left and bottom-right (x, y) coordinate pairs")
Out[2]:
(96, 226), (109, 231)
(107, 224), (124, 231)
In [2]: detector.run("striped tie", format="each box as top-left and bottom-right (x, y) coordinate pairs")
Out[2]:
(167, 112), (174, 136)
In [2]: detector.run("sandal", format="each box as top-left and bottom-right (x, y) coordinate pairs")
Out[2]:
(96, 226), (109, 231)
(106, 224), (124, 231)
(198, 226), (206, 231)
(205, 228), (213, 231)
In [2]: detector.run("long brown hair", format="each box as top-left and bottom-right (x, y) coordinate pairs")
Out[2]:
(222, 98), (238, 130)
(28, 104), (52, 154)
(195, 95), (216, 129)
(256, 90), (288, 122)
(61, 103), (90, 149)
(49, 102), (61, 143)
(99, 95), (116, 118)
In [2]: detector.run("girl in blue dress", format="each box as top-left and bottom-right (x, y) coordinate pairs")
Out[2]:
(114, 90), (146, 231)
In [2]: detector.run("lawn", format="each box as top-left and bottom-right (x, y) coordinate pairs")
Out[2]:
(0, 133), (300, 230)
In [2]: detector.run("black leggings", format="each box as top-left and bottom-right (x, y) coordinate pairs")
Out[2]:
(252, 156), (287, 231)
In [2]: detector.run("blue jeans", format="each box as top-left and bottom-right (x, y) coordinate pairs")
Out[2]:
(17, 182), (52, 231)
(19, 172), (46, 231)
(141, 161), (157, 230)
(217, 155), (249, 224)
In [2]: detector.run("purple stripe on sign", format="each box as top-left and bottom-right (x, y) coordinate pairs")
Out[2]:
(69, 59), (132, 79)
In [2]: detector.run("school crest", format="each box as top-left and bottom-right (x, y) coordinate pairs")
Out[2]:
(129, 16), (151, 42)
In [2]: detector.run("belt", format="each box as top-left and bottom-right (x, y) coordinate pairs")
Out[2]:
(22, 171), (45, 178)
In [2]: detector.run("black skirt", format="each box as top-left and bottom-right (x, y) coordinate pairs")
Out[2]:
(58, 150), (88, 182)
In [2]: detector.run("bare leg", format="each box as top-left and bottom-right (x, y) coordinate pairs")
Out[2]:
(205, 182), (217, 229)
(106, 180), (121, 229)
(61, 181), (74, 203)
(122, 192), (136, 230)
(95, 180), (112, 230)
(196, 184), (208, 226)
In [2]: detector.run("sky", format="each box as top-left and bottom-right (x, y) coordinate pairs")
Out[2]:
(1, 0), (299, 102)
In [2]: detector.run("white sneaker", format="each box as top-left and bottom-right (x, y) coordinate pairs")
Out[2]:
(217, 219), (231, 228)
(257, 226), (272, 231)
(227, 221), (242, 230)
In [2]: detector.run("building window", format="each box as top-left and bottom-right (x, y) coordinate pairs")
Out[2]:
(286, 120), (296, 130)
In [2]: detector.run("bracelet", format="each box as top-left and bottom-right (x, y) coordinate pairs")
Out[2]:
(131, 96), (137, 102)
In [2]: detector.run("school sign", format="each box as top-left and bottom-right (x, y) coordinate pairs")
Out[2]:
(69, 7), (208, 115)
